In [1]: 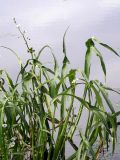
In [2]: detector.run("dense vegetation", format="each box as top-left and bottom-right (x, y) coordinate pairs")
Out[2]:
(0, 21), (120, 160)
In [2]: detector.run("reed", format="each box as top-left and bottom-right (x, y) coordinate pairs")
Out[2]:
(0, 22), (120, 160)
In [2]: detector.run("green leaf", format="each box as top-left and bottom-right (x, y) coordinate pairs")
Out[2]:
(92, 37), (120, 57)
(5, 72), (14, 89)
(49, 79), (57, 98)
(77, 131), (95, 160)
(94, 81), (115, 113)
(68, 69), (77, 84)
(100, 43), (120, 57)
(84, 38), (94, 79)
(23, 72), (33, 82)
(93, 47), (106, 78)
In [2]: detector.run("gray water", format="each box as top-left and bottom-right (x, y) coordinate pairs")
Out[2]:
(0, 0), (120, 159)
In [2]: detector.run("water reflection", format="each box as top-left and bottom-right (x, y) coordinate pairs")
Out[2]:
(0, 0), (120, 87)
(0, 0), (120, 159)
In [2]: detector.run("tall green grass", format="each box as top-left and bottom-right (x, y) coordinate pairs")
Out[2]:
(0, 22), (120, 160)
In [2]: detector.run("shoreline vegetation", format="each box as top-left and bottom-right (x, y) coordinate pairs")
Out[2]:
(0, 19), (120, 160)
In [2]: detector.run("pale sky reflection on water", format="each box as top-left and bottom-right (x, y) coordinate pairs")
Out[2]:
(0, 0), (120, 88)
(1, 1), (120, 159)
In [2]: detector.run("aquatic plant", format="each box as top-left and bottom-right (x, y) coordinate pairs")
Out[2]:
(0, 21), (120, 160)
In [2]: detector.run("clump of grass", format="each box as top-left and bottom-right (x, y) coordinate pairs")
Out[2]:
(0, 20), (120, 160)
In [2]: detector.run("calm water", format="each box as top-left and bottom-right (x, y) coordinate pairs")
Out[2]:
(0, 0), (120, 88)
(0, 0), (120, 159)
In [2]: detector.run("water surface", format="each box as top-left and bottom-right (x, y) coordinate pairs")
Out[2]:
(0, 0), (120, 88)
(0, 0), (120, 159)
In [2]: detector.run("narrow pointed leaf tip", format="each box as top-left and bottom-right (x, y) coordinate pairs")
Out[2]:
(92, 37), (120, 57)
(63, 27), (70, 64)
(100, 43), (120, 57)
(63, 26), (70, 55)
